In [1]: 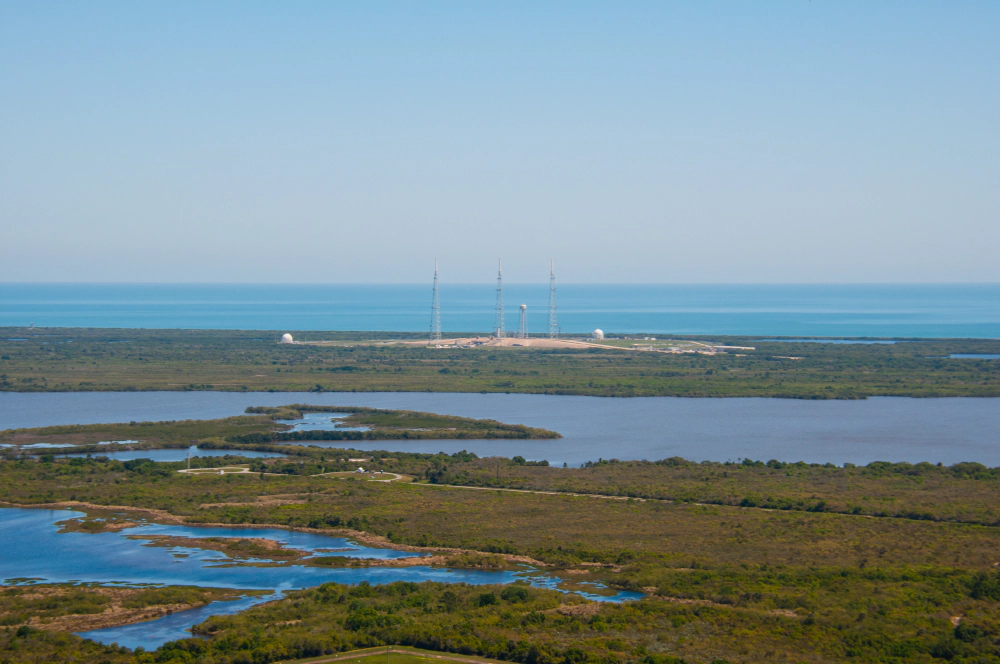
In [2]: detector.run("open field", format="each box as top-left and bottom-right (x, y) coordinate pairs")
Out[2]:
(2, 327), (999, 397)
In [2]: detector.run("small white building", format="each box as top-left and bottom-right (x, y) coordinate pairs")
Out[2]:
(280, 333), (294, 344)
(592, 329), (605, 340)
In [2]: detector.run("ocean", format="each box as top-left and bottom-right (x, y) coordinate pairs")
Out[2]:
(1, 283), (998, 338)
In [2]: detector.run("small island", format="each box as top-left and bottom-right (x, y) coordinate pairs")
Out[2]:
(0, 406), (560, 455)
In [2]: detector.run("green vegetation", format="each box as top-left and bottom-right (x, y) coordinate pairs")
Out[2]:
(418, 455), (1000, 525)
(2, 327), (999, 398)
(241, 406), (561, 441)
(0, 583), (246, 630)
(0, 415), (278, 449)
(0, 407), (558, 453)
(4, 434), (1000, 661)
(3, 576), (1000, 663)
(4, 411), (1000, 662)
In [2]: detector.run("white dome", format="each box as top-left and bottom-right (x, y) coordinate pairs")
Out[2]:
(592, 329), (604, 340)
(280, 333), (294, 344)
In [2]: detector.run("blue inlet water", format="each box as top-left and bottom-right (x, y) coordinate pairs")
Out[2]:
(1, 283), (998, 337)
(0, 508), (641, 649)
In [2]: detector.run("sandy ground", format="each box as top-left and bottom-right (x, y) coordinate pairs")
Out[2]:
(401, 337), (616, 350)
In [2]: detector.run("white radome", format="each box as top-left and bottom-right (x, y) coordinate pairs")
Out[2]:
(592, 329), (604, 340)
(280, 333), (294, 344)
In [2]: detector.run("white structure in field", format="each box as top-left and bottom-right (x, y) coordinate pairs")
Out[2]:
(592, 329), (604, 340)
(280, 333), (294, 344)
(517, 304), (528, 339)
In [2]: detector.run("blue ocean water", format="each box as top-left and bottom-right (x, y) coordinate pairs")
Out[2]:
(1, 283), (999, 338)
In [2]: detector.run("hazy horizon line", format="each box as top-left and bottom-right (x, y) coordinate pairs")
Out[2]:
(3, 282), (999, 287)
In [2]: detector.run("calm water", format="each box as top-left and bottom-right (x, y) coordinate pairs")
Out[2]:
(2, 283), (999, 337)
(0, 508), (640, 649)
(276, 412), (368, 432)
(60, 446), (286, 462)
(78, 593), (279, 651)
(1, 392), (998, 466)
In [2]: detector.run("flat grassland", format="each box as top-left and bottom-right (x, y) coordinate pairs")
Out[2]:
(2, 327), (999, 398)
(3, 413), (1000, 663)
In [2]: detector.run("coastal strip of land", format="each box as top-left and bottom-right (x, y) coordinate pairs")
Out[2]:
(2, 327), (998, 398)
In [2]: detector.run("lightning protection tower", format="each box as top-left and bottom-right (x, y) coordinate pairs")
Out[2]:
(494, 259), (504, 339)
(548, 259), (558, 338)
(518, 304), (528, 339)
(429, 259), (441, 341)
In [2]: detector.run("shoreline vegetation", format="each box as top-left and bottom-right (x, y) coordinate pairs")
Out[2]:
(2, 409), (1000, 525)
(5, 415), (1000, 660)
(0, 584), (253, 633)
(0, 406), (561, 452)
(4, 434), (1000, 661)
(1, 327), (998, 398)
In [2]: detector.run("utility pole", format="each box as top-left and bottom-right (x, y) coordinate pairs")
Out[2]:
(429, 259), (441, 341)
(548, 259), (558, 339)
(494, 259), (504, 339)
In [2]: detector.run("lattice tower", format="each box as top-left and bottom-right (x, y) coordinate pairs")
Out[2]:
(429, 259), (441, 341)
(494, 259), (504, 339)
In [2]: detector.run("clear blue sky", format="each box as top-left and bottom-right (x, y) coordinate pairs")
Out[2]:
(1, 1), (997, 283)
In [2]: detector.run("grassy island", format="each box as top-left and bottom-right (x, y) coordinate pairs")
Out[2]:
(0, 406), (559, 453)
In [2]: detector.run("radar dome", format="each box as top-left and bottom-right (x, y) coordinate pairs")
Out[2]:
(280, 333), (294, 344)
(592, 329), (604, 340)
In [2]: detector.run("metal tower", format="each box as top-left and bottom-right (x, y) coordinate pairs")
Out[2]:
(518, 304), (528, 338)
(493, 259), (504, 338)
(429, 259), (441, 341)
(548, 259), (558, 338)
